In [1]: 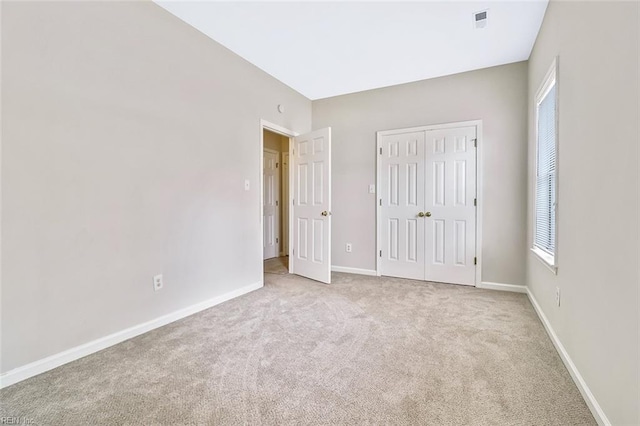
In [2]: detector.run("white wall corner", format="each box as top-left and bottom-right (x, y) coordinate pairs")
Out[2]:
(526, 289), (611, 426)
(0, 280), (264, 390)
(477, 281), (527, 293)
(331, 265), (378, 277)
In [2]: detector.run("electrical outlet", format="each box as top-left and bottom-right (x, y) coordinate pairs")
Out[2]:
(345, 243), (352, 253)
(555, 287), (560, 307)
(153, 274), (163, 291)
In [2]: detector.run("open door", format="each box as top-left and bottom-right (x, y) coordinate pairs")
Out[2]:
(292, 128), (332, 284)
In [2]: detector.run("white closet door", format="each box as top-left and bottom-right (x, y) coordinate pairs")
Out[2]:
(424, 127), (476, 285)
(380, 131), (426, 280)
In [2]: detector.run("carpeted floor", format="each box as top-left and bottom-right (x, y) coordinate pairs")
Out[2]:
(0, 272), (595, 425)
(264, 256), (289, 275)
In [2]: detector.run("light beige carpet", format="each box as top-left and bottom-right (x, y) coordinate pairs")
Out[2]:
(264, 256), (288, 275)
(0, 273), (595, 425)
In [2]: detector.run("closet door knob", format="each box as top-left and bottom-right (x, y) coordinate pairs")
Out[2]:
(418, 212), (425, 217)
(425, 212), (432, 217)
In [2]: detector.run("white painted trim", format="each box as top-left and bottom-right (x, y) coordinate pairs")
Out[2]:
(530, 246), (557, 274)
(376, 120), (483, 286)
(0, 281), (263, 389)
(375, 134), (382, 276)
(260, 120), (299, 139)
(260, 120), (297, 275)
(331, 265), (378, 276)
(477, 281), (527, 294)
(377, 119), (484, 136)
(526, 288), (610, 426)
(532, 57), (559, 272)
(474, 121), (484, 286)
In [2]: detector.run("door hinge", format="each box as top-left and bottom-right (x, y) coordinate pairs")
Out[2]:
(379, 147), (382, 155)
(474, 257), (477, 265)
(379, 199), (382, 206)
(474, 198), (477, 207)
(276, 163), (279, 168)
(473, 138), (477, 148)
(379, 250), (382, 257)
(276, 200), (279, 206)
(276, 238), (279, 243)
(293, 198), (295, 205)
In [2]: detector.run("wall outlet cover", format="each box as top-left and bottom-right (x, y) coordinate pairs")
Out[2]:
(153, 274), (163, 291)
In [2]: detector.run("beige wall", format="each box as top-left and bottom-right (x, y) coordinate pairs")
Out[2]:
(1, 1), (311, 373)
(527, 1), (639, 424)
(263, 129), (282, 152)
(313, 62), (528, 285)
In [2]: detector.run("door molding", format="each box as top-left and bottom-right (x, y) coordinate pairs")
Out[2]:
(260, 120), (298, 274)
(375, 120), (483, 286)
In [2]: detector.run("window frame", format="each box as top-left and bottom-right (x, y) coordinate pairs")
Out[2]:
(532, 58), (559, 274)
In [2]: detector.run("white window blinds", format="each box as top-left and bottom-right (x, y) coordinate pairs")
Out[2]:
(535, 81), (556, 255)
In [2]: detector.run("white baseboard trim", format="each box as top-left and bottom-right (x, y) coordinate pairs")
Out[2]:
(0, 280), (264, 390)
(526, 289), (610, 426)
(331, 265), (378, 276)
(477, 281), (527, 293)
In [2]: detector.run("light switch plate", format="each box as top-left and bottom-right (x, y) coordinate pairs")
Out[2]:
(244, 179), (250, 191)
(368, 184), (375, 194)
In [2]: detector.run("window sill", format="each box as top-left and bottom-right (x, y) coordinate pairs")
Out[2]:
(531, 247), (557, 275)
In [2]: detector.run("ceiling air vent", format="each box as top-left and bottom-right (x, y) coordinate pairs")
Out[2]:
(473, 10), (488, 29)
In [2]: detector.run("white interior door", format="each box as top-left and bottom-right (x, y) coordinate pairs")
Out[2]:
(282, 152), (290, 256)
(380, 131), (426, 280)
(378, 124), (477, 286)
(263, 149), (280, 260)
(424, 127), (476, 285)
(292, 128), (331, 283)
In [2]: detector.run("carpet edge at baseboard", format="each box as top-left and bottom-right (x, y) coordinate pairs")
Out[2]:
(477, 281), (527, 293)
(0, 280), (264, 389)
(331, 266), (378, 276)
(526, 288), (611, 426)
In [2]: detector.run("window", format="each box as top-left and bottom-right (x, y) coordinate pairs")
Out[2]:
(533, 59), (558, 270)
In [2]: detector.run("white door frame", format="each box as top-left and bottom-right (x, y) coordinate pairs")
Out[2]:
(375, 120), (483, 286)
(260, 119), (298, 274)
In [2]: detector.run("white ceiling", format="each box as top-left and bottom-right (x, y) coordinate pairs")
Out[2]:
(156, 1), (548, 100)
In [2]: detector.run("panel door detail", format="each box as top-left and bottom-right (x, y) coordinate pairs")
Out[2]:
(293, 128), (332, 284)
(263, 150), (279, 260)
(424, 127), (477, 285)
(380, 131), (426, 280)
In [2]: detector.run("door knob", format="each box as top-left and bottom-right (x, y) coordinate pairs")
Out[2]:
(425, 212), (432, 217)
(418, 212), (425, 217)
(321, 211), (331, 216)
